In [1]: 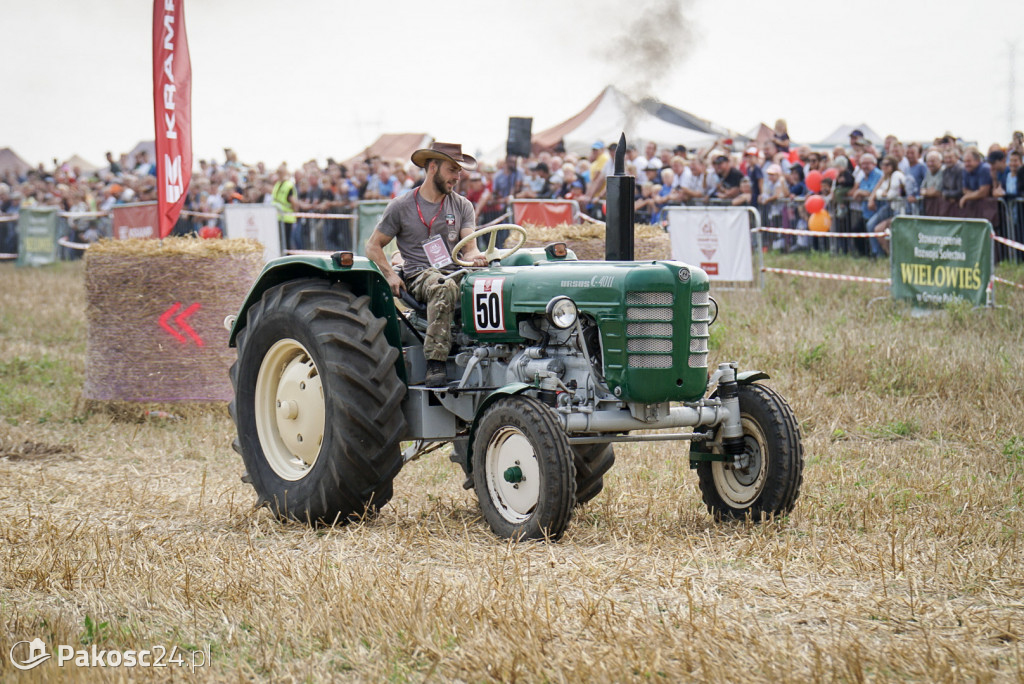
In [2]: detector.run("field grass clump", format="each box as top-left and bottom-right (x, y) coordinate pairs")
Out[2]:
(0, 254), (1022, 682)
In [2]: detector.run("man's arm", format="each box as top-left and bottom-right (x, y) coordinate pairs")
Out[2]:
(365, 228), (405, 296)
(717, 174), (742, 199)
(457, 224), (489, 265)
(959, 181), (991, 207)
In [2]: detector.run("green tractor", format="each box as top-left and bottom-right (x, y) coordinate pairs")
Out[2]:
(226, 149), (803, 541)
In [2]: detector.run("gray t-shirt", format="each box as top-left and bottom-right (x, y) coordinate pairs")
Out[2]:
(377, 188), (476, 280)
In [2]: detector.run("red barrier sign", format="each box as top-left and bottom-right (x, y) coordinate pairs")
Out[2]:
(512, 201), (577, 228)
(159, 302), (203, 346)
(110, 203), (159, 240)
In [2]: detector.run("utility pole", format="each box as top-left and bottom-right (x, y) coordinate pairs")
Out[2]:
(1009, 41), (1017, 133)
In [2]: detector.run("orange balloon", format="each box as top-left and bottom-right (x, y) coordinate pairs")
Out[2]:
(808, 211), (831, 232)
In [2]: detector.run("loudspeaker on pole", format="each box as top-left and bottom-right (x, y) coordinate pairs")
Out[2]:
(506, 117), (533, 158)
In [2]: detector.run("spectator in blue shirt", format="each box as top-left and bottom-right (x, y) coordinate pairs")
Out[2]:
(959, 146), (991, 209)
(902, 143), (927, 197)
(850, 153), (882, 220)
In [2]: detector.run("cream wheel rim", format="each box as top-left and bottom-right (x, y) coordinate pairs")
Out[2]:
(255, 338), (325, 481)
(712, 415), (768, 509)
(484, 427), (541, 523)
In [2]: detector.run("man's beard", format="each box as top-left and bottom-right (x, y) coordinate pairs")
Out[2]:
(433, 172), (452, 195)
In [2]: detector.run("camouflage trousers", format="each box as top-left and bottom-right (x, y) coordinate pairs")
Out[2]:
(407, 268), (462, 362)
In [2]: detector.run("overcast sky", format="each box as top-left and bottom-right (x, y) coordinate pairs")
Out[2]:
(3, 0), (1022, 169)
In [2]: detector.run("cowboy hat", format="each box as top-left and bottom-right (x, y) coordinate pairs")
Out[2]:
(411, 142), (478, 171)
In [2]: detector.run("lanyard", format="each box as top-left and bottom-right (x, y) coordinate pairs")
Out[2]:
(413, 188), (445, 233)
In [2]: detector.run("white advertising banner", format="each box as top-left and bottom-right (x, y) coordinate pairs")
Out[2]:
(223, 204), (281, 262)
(666, 207), (753, 281)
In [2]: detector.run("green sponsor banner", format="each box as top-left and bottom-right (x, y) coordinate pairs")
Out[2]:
(354, 200), (389, 256)
(16, 207), (60, 267)
(890, 216), (991, 307)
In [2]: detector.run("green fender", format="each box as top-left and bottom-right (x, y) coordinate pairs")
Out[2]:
(463, 382), (533, 472)
(736, 370), (770, 384)
(227, 254), (407, 382)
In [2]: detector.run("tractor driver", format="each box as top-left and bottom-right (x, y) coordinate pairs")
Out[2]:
(366, 142), (489, 388)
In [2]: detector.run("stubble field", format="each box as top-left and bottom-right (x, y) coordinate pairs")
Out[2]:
(1, 254), (1022, 682)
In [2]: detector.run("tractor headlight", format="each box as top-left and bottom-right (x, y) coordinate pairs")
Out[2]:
(546, 296), (578, 329)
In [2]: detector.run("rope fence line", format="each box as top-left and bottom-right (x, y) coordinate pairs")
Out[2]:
(993, 276), (1024, 291)
(761, 267), (891, 285)
(993, 234), (1024, 254)
(57, 237), (91, 250)
(755, 226), (889, 239)
(181, 210), (221, 220)
(287, 212), (354, 220)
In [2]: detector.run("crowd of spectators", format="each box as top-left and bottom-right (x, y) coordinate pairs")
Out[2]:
(1, 122), (1022, 261)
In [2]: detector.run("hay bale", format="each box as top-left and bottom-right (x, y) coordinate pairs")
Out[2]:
(83, 237), (264, 403)
(520, 223), (671, 261)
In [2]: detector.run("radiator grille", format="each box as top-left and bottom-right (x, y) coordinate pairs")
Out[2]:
(628, 338), (673, 353)
(627, 307), (673, 321)
(626, 291), (674, 306)
(688, 289), (711, 370)
(626, 291), (675, 369)
(627, 322), (672, 337)
(629, 355), (673, 369)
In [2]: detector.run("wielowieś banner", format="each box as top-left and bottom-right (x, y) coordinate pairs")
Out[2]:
(16, 207), (59, 267)
(890, 216), (992, 307)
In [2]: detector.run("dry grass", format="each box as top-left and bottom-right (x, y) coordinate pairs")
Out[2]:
(0, 256), (1022, 682)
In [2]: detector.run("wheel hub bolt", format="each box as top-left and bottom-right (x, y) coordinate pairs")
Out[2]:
(503, 466), (524, 483)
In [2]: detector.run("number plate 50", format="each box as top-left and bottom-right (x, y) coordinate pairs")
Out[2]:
(472, 277), (506, 332)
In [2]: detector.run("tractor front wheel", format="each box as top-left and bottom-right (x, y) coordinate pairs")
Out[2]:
(697, 383), (803, 520)
(472, 396), (576, 540)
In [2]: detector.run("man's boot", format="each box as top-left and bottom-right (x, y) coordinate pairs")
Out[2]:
(425, 360), (447, 388)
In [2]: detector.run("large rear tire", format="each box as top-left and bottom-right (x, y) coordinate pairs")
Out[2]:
(697, 383), (803, 520)
(229, 278), (407, 524)
(472, 396), (576, 541)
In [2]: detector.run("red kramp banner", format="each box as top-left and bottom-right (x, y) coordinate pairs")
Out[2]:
(153, 0), (192, 239)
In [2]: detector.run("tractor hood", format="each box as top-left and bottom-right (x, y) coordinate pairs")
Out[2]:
(461, 260), (711, 403)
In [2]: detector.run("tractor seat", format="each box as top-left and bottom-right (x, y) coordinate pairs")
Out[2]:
(399, 289), (427, 315)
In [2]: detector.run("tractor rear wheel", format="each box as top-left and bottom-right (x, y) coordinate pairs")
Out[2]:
(472, 396), (576, 540)
(230, 278), (406, 524)
(697, 383), (803, 520)
(572, 444), (615, 506)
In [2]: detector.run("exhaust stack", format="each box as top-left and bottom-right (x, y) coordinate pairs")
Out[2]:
(605, 132), (635, 261)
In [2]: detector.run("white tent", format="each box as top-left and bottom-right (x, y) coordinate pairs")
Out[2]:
(818, 123), (884, 148)
(340, 133), (432, 169)
(531, 86), (737, 157)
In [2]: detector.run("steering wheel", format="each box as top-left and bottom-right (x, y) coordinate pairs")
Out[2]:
(450, 223), (528, 267)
